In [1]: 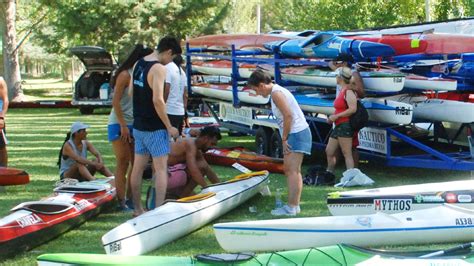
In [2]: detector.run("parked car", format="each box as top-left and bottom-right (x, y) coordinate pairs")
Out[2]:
(70, 46), (116, 114)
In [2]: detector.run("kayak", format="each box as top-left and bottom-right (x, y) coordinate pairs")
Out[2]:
(426, 91), (474, 103)
(36, 243), (474, 265)
(277, 66), (405, 93)
(187, 34), (291, 51)
(213, 205), (474, 252)
(0, 167), (29, 186)
(327, 179), (474, 216)
(295, 94), (413, 125)
(191, 60), (258, 78)
(385, 94), (474, 123)
(404, 74), (457, 91)
(204, 147), (284, 173)
(344, 33), (429, 55)
(0, 177), (115, 259)
(102, 171), (269, 256)
(264, 32), (395, 59)
(191, 83), (270, 105)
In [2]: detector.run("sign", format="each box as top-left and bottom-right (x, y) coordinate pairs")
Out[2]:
(219, 103), (254, 126)
(357, 127), (388, 154)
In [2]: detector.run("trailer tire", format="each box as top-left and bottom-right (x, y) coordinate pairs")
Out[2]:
(255, 127), (272, 156)
(270, 130), (283, 158)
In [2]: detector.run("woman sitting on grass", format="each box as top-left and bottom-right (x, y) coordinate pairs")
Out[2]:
(58, 121), (113, 181)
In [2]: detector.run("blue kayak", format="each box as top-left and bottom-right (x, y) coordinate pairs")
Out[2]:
(264, 32), (395, 59)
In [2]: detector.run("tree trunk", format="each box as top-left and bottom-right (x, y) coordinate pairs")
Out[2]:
(1, 0), (24, 101)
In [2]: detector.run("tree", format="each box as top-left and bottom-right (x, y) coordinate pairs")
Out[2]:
(34, 1), (230, 61)
(1, 0), (23, 100)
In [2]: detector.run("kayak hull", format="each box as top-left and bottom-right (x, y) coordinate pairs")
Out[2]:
(191, 84), (269, 105)
(214, 205), (474, 252)
(204, 147), (284, 173)
(328, 180), (474, 216)
(102, 172), (269, 256)
(0, 178), (115, 259)
(0, 167), (29, 186)
(36, 243), (474, 265)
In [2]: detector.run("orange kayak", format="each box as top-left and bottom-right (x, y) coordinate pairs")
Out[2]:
(0, 167), (29, 186)
(204, 147), (283, 174)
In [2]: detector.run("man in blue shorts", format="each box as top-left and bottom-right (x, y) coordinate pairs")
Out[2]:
(129, 36), (181, 217)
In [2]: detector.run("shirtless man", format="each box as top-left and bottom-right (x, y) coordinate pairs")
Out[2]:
(167, 126), (221, 197)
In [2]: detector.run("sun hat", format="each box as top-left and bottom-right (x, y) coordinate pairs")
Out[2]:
(70, 121), (90, 134)
(337, 66), (352, 82)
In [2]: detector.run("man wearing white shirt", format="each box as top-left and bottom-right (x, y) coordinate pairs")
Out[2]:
(164, 55), (187, 136)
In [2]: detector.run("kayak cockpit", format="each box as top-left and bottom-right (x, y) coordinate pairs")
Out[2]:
(195, 253), (255, 263)
(54, 186), (106, 194)
(11, 201), (75, 215)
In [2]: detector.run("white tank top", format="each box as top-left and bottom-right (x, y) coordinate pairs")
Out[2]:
(271, 84), (308, 134)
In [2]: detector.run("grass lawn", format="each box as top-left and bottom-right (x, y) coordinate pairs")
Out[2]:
(21, 79), (73, 101)
(0, 107), (472, 266)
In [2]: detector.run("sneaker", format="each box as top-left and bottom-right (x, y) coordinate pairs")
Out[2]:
(125, 199), (134, 210)
(116, 204), (133, 213)
(271, 205), (297, 216)
(296, 205), (301, 214)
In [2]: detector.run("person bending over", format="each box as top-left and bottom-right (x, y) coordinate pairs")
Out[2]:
(58, 122), (113, 181)
(167, 126), (221, 197)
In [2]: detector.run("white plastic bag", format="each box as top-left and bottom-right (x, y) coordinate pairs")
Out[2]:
(334, 168), (374, 187)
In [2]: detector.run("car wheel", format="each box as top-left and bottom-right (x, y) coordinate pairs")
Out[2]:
(270, 130), (283, 158)
(255, 127), (272, 156)
(79, 106), (94, 115)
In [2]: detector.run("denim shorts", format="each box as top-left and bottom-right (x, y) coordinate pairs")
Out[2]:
(108, 124), (133, 142)
(331, 122), (354, 139)
(133, 129), (170, 157)
(287, 127), (312, 155)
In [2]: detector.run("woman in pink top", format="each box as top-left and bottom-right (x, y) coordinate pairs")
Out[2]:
(326, 67), (358, 173)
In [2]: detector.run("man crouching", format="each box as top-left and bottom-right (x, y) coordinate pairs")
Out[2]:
(167, 126), (221, 198)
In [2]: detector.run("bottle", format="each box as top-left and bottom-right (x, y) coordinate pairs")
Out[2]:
(275, 188), (283, 209)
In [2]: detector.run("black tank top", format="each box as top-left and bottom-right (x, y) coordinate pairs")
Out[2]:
(132, 58), (166, 131)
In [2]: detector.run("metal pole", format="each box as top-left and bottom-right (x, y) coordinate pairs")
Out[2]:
(425, 0), (431, 22)
(256, 3), (261, 34)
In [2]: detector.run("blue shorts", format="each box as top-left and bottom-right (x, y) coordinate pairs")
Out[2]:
(287, 127), (312, 155)
(108, 124), (133, 142)
(133, 129), (170, 157)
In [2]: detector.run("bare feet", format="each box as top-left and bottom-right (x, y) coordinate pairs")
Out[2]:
(132, 208), (146, 217)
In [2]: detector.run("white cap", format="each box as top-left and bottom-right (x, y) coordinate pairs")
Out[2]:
(70, 121), (90, 134)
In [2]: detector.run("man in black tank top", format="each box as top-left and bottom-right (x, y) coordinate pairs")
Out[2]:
(130, 36), (182, 216)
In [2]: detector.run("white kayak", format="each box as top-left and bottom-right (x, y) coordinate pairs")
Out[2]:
(192, 60), (257, 78)
(276, 66), (405, 93)
(102, 171), (269, 256)
(404, 74), (457, 91)
(328, 179), (474, 216)
(362, 98), (413, 125)
(191, 83), (270, 105)
(385, 94), (474, 123)
(213, 205), (474, 252)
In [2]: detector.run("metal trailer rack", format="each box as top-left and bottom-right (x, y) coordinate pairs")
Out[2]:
(185, 43), (474, 171)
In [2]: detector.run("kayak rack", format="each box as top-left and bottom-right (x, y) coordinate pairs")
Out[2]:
(186, 43), (474, 171)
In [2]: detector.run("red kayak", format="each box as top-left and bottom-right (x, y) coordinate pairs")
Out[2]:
(204, 147), (284, 174)
(187, 34), (291, 51)
(347, 33), (474, 55)
(0, 178), (116, 259)
(0, 167), (30, 186)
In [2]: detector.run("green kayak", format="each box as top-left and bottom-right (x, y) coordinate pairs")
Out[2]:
(37, 244), (474, 265)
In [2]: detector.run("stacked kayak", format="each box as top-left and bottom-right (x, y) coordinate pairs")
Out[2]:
(328, 179), (474, 216)
(204, 147), (284, 173)
(213, 205), (474, 252)
(294, 94), (413, 125)
(191, 83), (269, 105)
(102, 171), (269, 255)
(277, 66), (405, 93)
(0, 177), (116, 259)
(192, 60), (259, 78)
(36, 243), (474, 265)
(0, 167), (29, 186)
(404, 74), (458, 91)
(264, 32), (395, 59)
(187, 34), (291, 51)
(385, 94), (474, 123)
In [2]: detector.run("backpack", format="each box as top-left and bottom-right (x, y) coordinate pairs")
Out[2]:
(349, 100), (369, 131)
(303, 165), (336, 186)
(345, 90), (368, 131)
